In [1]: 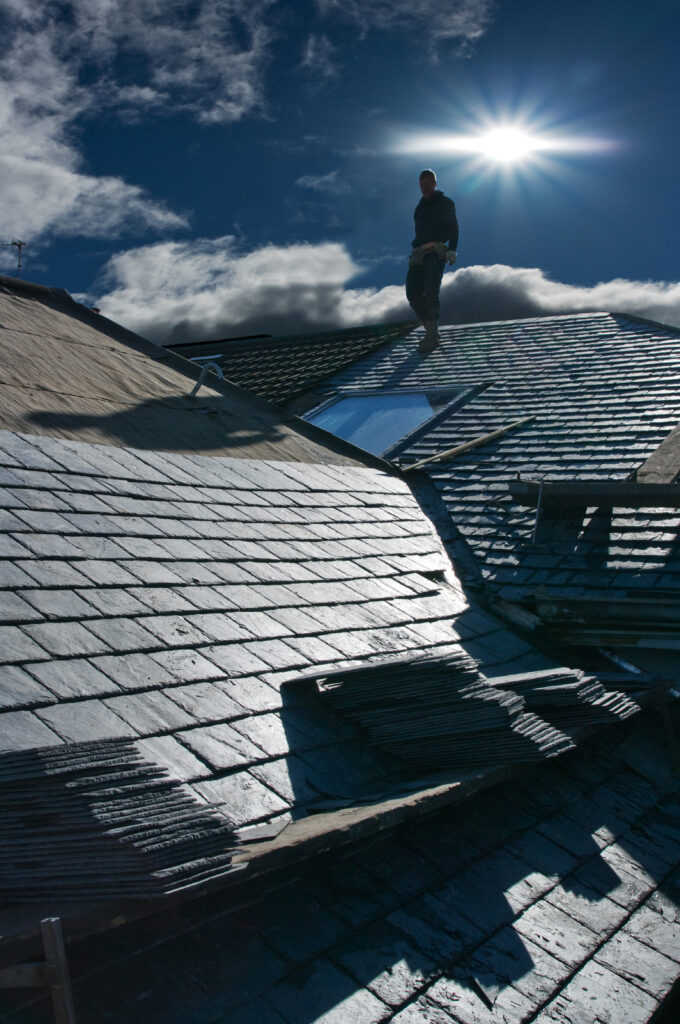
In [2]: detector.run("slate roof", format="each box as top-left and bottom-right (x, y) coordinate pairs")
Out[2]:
(295, 312), (680, 654)
(1, 284), (677, 1023)
(20, 708), (680, 1024)
(166, 321), (416, 406)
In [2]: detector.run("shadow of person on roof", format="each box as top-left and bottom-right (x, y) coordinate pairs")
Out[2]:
(27, 397), (283, 453)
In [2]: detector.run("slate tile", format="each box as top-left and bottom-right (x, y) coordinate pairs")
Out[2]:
(90, 651), (172, 691)
(16, 560), (92, 588)
(160, 561), (224, 585)
(104, 690), (195, 734)
(232, 711), (309, 757)
(135, 735), (209, 781)
(187, 612), (254, 643)
(388, 997), (458, 1023)
(594, 929), (680, 999)
(36, 700), (138, 742)
(0, 535), (30, 558)
(266, 960), (391, 1024)
(77, 588), (148, 617)
(215, 998), (286, 1024)
(0, 625), (50, 663)
(0, 664), (54, 708)
(20, 590), (98, 624)
(85, 616), (159, 652)
(138, 614), (213, 647)
(21, 620), (109, 658)
(250, 756), (324, 804)
(73, 560), (140, 586)
(218, 676), (280, 713)
(468, 924), (572, 1010)
(514, 899), (599, 969)
(179, 722), (265, 771)
(0, 590), (41, 622)
(173, 585), (236, 612)
(150, 647), (226, 683)
(506, 829), (579, 880)
(27, 658), (121, 699)
(262, 887), (350, 965)
(167, 682), (245, 723)
(0, 560), (39, 587)
(545, 882), (627, 938)
(386, 898), (482, 965)
(624, 903), (680, 963)
(536, 959), (658, 1024)
(363, 840), (442, 900)
(202, 643), (272, 677)
(123, 560), (183, 584)
(245, 639), (310, 671)
(331, 920), (437, 1008)
(56, 535), (131, 560)
(0, 709), (63, 750)
(427, 973), (535, 1023)
(193, 770), (289, 826)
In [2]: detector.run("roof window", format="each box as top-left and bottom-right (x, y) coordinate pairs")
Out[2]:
(304, 388), (461, 456)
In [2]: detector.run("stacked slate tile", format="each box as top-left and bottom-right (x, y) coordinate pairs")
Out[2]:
(311, 653), (574, 772)
(485, 666), (640, 733)
(0, 739), (241, 902)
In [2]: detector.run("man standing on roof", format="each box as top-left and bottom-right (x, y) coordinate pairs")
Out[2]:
(406, 169), (459, 354)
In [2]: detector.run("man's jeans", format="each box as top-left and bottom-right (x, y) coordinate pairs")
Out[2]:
(406, 252), (445, 323)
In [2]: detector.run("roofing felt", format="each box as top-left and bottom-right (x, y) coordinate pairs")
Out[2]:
(15, 707), (680, 1024)
(166, 321), (416, 406)
(297, 312), (680, 617)
(0, 276), (369, 467)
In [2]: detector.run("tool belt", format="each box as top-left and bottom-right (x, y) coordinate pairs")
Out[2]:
(408, 241), (448, 267)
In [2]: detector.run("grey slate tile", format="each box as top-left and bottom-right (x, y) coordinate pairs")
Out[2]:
(188, 612), (254, 643)
(76, 587), (148, 617)
(36, 700), (138, 742)
(91, 651), (171, 691)
(535, 959), (658, 1024)
(0, 560), (38, 587)
(262, 887), (350, 965)
(545, 882), (628, 938)
(514, 899), (599, 969)
(624, 902), (680, 963)
(331, 919), (436, 1008)
(0, 590), (42, 622)
(193, 770), (288, 826)
(0, 664), (54, 709)
(0, 709), (63, 751)
(150, 647), (226, 683)
(84, 616), (159, 652)
(104, 691), (195, 734)
(22, 620), (110, 657)
(468, 925), (572, 1011)
(167, 682), (245, 723)
(26, 658), (121, 699)
(266, 959), (391, 1024)
(594, 929), (680, 999)
(135, 735), (209, 781)
(426, 974), (535, 1023)
(19, 588), (98, 621)
(202, 643), (284, 677)
(178, 721), (265, 771)
(138, 614), (213, 647)
(15, 560), (93, 587)
(73, 560), (140, 586)
(0, 625), (50, 663)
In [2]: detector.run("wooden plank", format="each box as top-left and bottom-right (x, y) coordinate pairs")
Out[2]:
(0, 962), (48, 987)
(509, 478), (680, 508)
(41, 918), (78, 1024)
(403, 415), (536, 472)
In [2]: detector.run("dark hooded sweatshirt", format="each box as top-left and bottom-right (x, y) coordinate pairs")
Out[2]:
(412, 189), (459, 251)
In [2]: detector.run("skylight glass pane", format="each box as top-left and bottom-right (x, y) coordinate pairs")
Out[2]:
(307, 393), (435, 455)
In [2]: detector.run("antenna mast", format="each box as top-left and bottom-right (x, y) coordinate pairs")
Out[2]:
(0, 240), (26, 276)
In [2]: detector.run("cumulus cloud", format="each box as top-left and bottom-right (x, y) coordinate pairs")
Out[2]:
(89, 238), (680, 345)
(316, 0), (494, 56)
(0, 0), (277, 243)
(295, 170), (350, 195)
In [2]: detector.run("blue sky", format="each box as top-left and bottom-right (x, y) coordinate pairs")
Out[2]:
(2, 0), (680, 342)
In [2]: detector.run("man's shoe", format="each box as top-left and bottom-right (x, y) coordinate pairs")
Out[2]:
(418, 320), (440, 354)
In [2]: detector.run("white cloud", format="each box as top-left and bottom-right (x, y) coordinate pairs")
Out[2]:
(300, 32), (339, 80)
(317, 0), (494, 55)
(89, 239), (680, 345)
(295, 170), (350, 195)
(0, 0), (278, 244)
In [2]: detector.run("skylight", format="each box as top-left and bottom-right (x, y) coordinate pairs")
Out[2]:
(305, 389), (458, 456)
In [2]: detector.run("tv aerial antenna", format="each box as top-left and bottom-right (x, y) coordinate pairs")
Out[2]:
(0, 240), (26, 276)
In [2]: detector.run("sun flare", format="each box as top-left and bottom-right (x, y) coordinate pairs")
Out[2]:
(474, 127), (540, 163)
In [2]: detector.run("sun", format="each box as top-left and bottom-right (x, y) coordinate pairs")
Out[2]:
(473, 127), (541, 163)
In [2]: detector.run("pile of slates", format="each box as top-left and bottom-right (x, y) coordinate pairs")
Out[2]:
(314, 652), (574, 772)
(0, 740), (241, 902)
(486, 667), (640, 733)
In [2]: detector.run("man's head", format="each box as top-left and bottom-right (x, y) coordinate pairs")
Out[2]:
(419, 169), (437, 199)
